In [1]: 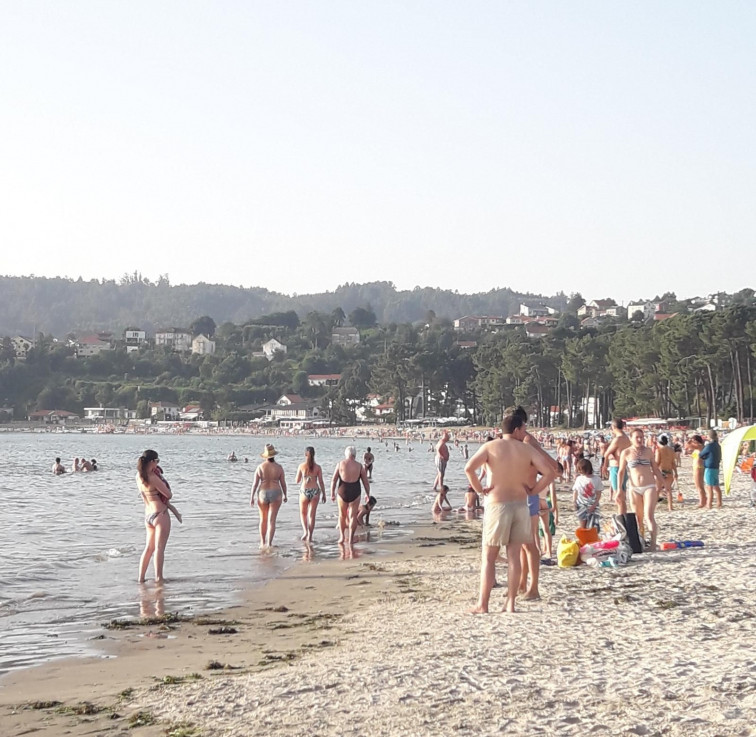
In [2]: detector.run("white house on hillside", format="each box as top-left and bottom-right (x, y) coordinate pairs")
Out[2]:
(149, 401), (181, 420)
(331, 327), (360, 346)
(11, 335), (35, 359)
(192, 334), (216, 355)
(262, 338), (287, 361)
(123, 328), (147, 353)
(75, 335), (113, 357)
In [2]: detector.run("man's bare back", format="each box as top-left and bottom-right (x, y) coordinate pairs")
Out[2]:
(466, 436), (554, 504)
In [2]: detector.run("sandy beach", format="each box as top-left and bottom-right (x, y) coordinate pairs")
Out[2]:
(2, 466), (755, 737)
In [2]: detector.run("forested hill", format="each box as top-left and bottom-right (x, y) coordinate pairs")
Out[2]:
(0, 275), (567, 336)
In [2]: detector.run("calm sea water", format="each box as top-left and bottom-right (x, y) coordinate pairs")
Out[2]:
(0, 431), (473, 674)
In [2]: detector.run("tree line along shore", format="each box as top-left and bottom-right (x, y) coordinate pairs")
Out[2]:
(1, 297), (755, 430)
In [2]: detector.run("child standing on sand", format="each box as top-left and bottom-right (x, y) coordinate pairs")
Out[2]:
(573, 458), (603, 532)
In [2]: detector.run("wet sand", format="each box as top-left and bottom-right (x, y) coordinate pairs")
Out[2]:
(2, 465), (755, 737)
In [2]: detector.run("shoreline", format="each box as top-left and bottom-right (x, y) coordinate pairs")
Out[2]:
(0, 519), (466, 736)
(3, 473), (755, 736)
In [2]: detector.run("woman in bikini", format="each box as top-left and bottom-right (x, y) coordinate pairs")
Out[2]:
(295, 446), (325, 543)
(330, 446), (370, 545)
(136, 449), (173, 583)
(251, 444), (287, 549)
(617, 429), (664, 551)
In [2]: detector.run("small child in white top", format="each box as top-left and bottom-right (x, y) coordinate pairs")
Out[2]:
(573, 458), (603, 531)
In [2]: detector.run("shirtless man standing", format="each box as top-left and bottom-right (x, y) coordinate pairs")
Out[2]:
(466, 413), (557, 614)
(515, 407), (562, 601)
(601, 419), (631, 514)
(433, 431), (451, 491)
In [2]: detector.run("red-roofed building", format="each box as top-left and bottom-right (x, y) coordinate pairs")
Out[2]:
(28, 409), (80, 424)
(75, 334), (113, 357)
(307, 374), (342, 387)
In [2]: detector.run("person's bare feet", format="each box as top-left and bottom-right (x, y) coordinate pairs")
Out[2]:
(301, 532), (309, 540)
(469, 604), (488, 614)
(522, 590), (540, 601)
(502, 596), (516, 613)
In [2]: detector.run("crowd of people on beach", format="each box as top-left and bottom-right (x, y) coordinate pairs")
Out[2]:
(134, 443), (378, 583)
(120, 412), (743, 610)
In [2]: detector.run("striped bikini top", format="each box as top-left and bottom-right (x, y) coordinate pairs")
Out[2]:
(628, 453), (651, 468)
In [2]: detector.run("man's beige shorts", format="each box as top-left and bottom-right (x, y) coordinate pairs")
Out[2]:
(482, 501), (531, 547)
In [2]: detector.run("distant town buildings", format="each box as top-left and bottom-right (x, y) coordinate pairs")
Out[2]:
(155, 328), (192, 352)
(83, 407), (136, 421)
(149, 401), (181, 421)
(123, 328), (147, 353)
(191, 334), (216, 355)
(74, 334), (113, 357)
(28, 409), (80, 423)
(259, 338), (287, 361)
(453, 315), (506, 331)
(12, 335), (35, 359)
(307, 374), (342, 387)
(331, 327), (360, 346)
(264, 394), (323, 426)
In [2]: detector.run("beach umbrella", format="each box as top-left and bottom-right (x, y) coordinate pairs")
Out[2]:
(721, 424), (756, 494)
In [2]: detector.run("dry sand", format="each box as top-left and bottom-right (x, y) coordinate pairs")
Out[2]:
(2, 465), (755, 737)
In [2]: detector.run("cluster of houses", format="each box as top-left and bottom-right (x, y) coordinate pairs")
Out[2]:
(4, 328), (217, 361)
(453, 294), (725, 336)
(453, 303), (560, 339)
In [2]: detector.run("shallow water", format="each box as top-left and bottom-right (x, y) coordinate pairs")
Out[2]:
(0, 431), (473, 674)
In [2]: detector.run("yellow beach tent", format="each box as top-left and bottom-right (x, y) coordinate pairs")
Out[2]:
(721, 424), (756, 494)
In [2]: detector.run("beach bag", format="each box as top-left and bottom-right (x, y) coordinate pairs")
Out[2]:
(613, 513), (643, 554)
(575, 527), (600, 547)
(557, 536), (580, 568)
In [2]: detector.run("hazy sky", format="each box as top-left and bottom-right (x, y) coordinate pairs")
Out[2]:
(1, 1), (754, 303)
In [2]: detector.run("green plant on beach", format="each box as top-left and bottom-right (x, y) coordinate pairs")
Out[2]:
(165, 722), (202, 737)
(129, 710), (156, 728)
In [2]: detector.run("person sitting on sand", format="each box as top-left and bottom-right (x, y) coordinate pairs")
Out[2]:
(330, 446), (370, 546)
(573, 458), (603, 532)
(52, 457), (66, 475)
(251, 444), (287, 549)
(357, 496), (377, 526)
(295, 446), (326, 543)
(462, 485), (483, 511)
(432, 484), (452, 514)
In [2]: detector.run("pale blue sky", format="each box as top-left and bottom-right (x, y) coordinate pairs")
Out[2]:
(1, 1), (754, 303)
